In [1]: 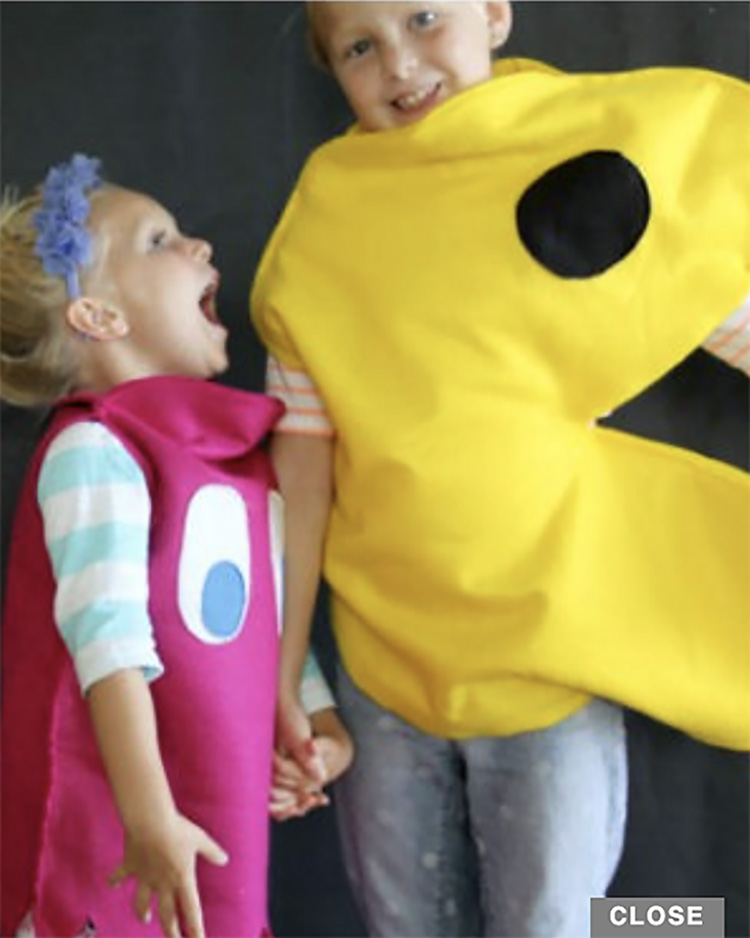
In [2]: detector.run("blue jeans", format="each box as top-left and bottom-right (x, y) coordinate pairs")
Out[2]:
(335, 667), (628, 937)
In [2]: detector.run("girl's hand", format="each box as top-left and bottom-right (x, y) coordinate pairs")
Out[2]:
(87, 671), (228, 938)
(109, 811), (228, 938)
(270, 749), (330, 820)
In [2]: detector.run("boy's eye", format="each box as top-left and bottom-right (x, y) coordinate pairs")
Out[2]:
(411, 9), (439, 30)
(345, 38), (372, 59)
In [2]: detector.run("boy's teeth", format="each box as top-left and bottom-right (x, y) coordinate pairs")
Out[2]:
(397, 87), (432, 109)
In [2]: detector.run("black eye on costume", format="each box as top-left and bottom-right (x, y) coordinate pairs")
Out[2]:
(516, 151), (651, 279)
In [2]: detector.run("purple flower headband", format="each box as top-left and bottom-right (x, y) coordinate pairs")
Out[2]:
(33, 153), (104, 299)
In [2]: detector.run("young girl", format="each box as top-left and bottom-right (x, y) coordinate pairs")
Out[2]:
(252, 3), (750, 936)
(0, 154), (350, 938)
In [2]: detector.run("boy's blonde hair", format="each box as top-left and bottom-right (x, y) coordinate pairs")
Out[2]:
(305, 2), (332, 70)
(1, 189), (85, 408)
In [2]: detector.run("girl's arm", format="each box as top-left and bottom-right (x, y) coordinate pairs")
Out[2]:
(38, 425), (226, 936)
(270, 430), (335, 781)
(88, 669), (227, 938)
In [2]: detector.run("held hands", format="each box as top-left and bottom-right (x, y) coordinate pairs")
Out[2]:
(110, 810), (228, 938)
(270, 701), (354, 821)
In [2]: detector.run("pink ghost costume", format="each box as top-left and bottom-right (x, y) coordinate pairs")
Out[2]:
(1, 376), (284, 938)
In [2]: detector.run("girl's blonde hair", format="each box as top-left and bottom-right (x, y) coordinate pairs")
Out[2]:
(1, 188), (81, 408)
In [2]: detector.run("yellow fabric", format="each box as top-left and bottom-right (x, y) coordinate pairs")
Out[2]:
(252, 59), (750, 750)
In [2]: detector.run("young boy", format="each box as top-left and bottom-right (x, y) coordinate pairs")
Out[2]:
(252, 4), (750, 935)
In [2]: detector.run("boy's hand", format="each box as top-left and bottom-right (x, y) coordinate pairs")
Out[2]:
(308, 706), (354, 784)
(276, 692), (327, 786)
(270, 707), (354, 822)
(109, 811), (228, 938)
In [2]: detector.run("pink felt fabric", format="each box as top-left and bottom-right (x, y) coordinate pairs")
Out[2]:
(2, 376), (283, 937)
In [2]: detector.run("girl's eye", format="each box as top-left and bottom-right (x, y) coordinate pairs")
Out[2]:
(345, 38), (372, 59)
(149, 230), (168, 251)
(411, 9), (439, 30)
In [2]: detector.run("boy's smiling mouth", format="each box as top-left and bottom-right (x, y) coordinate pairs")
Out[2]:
(392, 82), (442, 115)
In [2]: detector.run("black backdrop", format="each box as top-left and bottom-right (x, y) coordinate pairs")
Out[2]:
(1, 3), (748, 936)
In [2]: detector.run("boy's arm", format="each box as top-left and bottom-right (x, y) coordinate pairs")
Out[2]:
(271, 430), (334, 777)
(88, 669), (227, 938)
(702, 300), (750, 375)
(272, 652), (353, 821)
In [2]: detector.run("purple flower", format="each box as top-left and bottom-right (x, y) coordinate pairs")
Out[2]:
(33, 153), (103, 299)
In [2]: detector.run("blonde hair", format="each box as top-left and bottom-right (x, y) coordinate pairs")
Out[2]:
(1, 188), (84, 408)
(305, 2), (332, 71)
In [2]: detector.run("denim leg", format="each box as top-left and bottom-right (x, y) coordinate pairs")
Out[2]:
(462, 699), (628, 938)
(336, 667), (482, 937)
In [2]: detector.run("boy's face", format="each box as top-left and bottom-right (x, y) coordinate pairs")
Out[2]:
(312, 2), (511, 132)
(79, 188), (228, 381)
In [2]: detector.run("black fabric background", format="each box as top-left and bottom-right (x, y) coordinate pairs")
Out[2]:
(1, 3), (748, 936)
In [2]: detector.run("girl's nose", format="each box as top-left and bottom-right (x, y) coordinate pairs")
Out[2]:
(188, 237), (212, 263)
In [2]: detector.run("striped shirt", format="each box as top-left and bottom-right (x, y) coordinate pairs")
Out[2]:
(702, 297), (750, 369)
(38, 421), (334, 711)
(266, 297), (750, 434)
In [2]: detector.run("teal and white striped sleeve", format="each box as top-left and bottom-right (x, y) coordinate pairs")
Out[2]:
(37, 421), (163, 694)
(300, 648), (336, 714)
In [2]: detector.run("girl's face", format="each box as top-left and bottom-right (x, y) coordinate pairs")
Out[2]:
(316, 2), (511, 132)
(81, 188), (228, 381)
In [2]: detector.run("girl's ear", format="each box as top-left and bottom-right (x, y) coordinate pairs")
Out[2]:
(487, 2), (512, 51)
(66, 296), (130, 341)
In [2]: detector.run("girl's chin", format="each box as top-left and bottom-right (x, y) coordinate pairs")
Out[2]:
(210, 354), (230, 378)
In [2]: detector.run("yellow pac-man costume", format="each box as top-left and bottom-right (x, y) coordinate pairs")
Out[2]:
(252, 59), (750, 750)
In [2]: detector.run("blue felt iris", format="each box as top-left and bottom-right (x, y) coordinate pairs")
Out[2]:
(201, 561), (247, 640)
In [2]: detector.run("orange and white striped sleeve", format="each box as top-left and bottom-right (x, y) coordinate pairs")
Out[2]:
(702, 293), (750, 376)
(265, 355), (335, 437)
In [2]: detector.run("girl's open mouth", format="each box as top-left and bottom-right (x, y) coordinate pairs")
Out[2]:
(200, 276), (221, 323)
